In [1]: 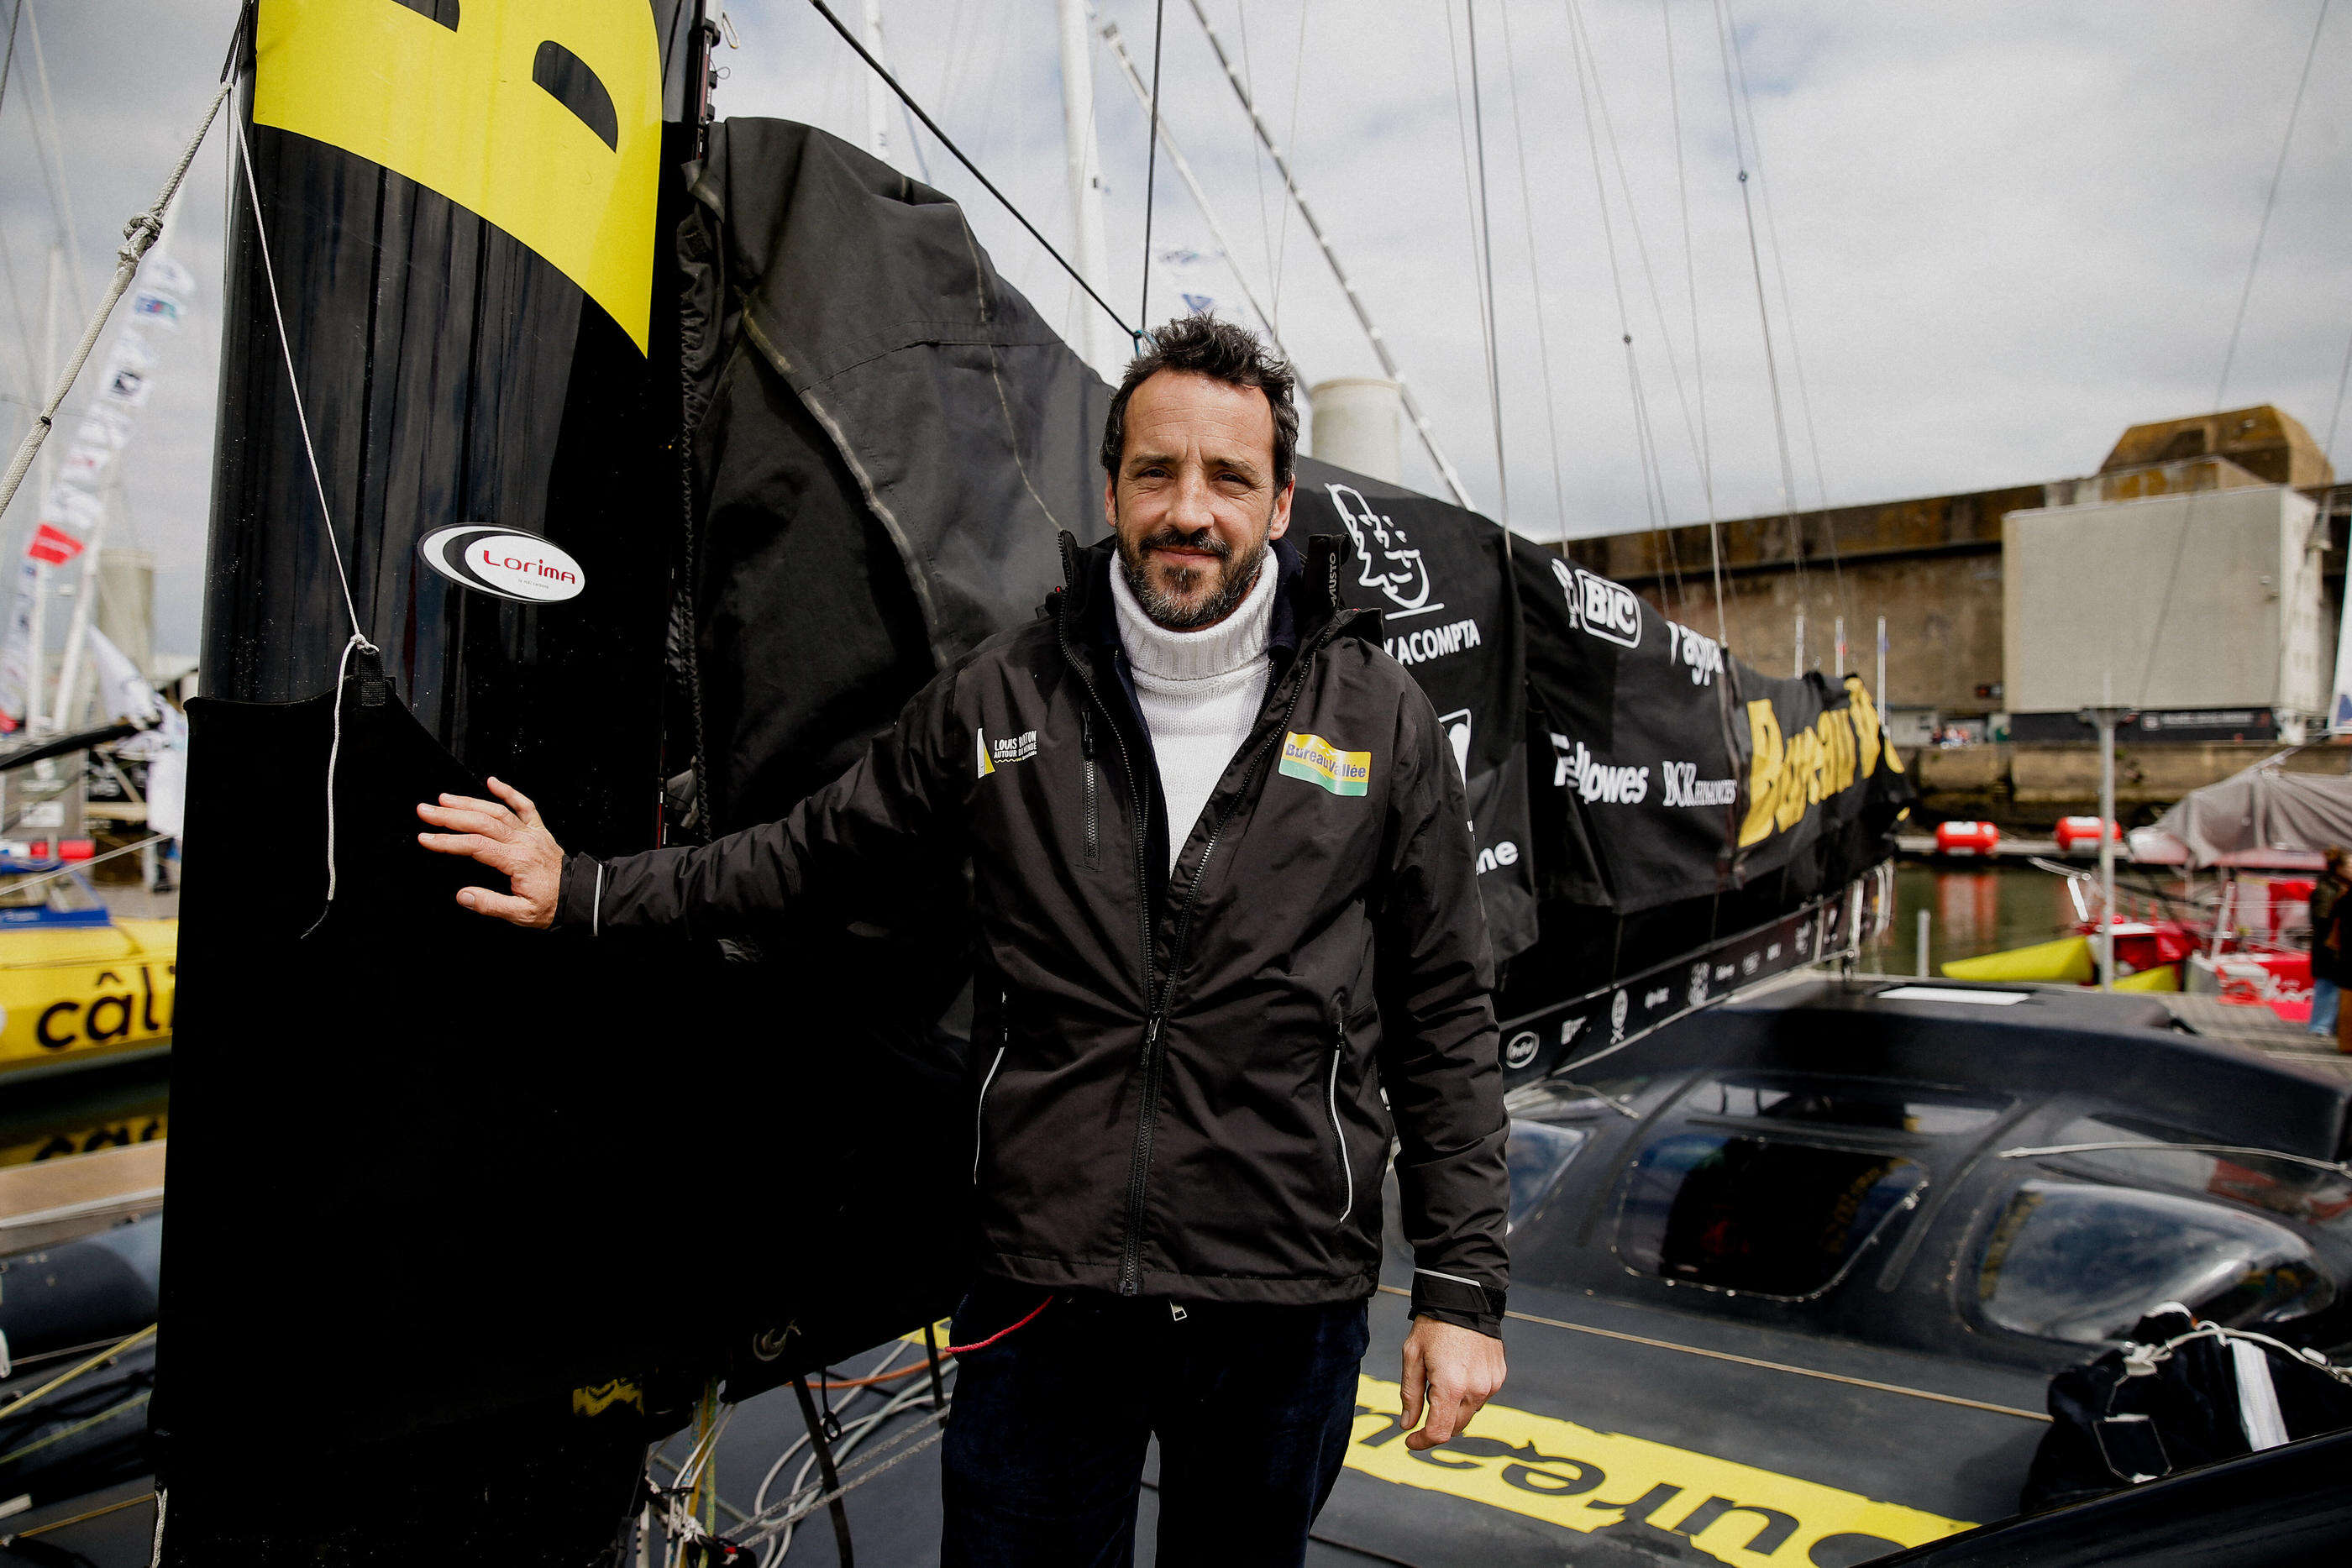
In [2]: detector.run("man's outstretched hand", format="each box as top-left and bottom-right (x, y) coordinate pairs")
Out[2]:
(416, 778), (565, 929)
(1399, 1316), (1507, 1451)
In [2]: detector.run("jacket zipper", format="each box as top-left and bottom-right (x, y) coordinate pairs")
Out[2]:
(1120, 641), (1327, 1293)
(1054, 593), (1164, 1294)
(1329, 1004), (1355, 1228)
(973, 1044), (1007, 1183)
(972, 986), (1010, 1183)
(1080, 709), (1100, 868)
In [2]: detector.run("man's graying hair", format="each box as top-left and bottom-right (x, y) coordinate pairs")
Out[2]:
(1100, 316), (1299, 488)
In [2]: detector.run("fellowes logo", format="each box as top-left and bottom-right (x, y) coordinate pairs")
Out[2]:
(975, 727), (1037, 778)
(1550, 735), (1650, 805)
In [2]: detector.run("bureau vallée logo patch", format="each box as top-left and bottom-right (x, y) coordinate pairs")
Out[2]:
(1278, 732), (1372, 798)
(419, 525), (585, 604)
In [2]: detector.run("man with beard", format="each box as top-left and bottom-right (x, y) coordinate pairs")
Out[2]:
(417, 316), (1509, 1564)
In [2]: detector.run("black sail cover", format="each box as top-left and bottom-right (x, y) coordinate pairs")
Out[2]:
(680, 120), (1911, 1086)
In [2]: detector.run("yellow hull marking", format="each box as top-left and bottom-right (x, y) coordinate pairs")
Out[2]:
(1346, 1375), (1970, 1566)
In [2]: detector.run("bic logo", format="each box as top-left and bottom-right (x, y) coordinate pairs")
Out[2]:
(1551, 561), (1643, 650)
(255, 0), (664, 353)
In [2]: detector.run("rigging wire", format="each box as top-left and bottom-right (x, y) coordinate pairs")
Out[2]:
(1661, 0), (1714, 526)
(1098, 22), (1296, 364)
(1560, 0), (1673, 538)
(2323, 321), (2352, 472)
(1463, 1), (1509, 524)
(2138, 0), (2333, 707)
(1184, 0), (1478, 510)
(18, 4), (82, 318)
(1236, 3), (1278, 307)
(0, 0), (23, 126)
(1137, 0), (1167, 332)
(1562, 0), (1710, 509)
(2216, 0), (2333, 412)
(1661, 0), (1730, 654)
(1709, 0), (1823, 662)
(1721, 2), (1829, 511)
(802, 0), (1138, 346)
(1270, 0), (1310, 333)
(1495, 2), (1568, 537)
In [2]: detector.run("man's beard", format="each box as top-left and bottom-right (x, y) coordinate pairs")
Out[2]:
(1118, 526), (1269, 631)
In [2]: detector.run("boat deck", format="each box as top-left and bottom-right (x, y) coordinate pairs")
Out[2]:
(2158, 992), (2352, 1082)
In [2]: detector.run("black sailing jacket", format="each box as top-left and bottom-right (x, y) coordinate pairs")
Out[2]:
(558, 534), (1510, 1333)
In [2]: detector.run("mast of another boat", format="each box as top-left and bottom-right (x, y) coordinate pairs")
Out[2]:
(2080, 684), (2124, 992)
(1056, 0), (1114, 380)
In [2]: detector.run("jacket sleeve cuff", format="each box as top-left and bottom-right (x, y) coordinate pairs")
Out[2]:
(553, 854), (605, 935)
(1410, 1268), (1505, 1340)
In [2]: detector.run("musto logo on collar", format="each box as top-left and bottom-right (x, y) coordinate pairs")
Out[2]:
(1278, 733), (1370, 798)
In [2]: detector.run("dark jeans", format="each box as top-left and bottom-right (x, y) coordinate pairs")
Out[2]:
(941, 1277), (1371, 1567)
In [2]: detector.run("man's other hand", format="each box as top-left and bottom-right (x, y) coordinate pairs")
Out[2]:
(1399, 1317), (1506, 1451)
(416, 777), (564, 928)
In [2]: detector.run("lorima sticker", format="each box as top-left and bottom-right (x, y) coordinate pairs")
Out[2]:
(420, 525), (585, 605)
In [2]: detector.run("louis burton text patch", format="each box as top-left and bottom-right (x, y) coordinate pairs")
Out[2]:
(1278, 732), (1371, 797)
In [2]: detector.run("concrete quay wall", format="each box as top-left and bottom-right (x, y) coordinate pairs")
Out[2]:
(1898, 741), (2348, 827)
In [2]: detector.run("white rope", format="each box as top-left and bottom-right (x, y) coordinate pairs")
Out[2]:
(0, 81), (229, 526)
(228, 104), (369, 648)
(228, 88), (380, 939)
(301, 632), (366, 939)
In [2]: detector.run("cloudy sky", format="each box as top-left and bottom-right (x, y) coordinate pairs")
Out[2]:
(2, 0), (2348, 658)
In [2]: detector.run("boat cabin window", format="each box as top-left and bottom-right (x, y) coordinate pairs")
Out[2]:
(2041, 1115), (2352, 1232)
(1977, 1180), (2333, 1345)
(1617, 1132), (1928, 1300)
(1505, 1120), (1589, 1233)
(1687, 1075), (2007, 1136)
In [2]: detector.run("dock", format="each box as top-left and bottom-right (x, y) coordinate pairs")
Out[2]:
(2159, 992), (2352, 1083)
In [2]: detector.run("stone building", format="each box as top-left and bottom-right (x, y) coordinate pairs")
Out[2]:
(1565, 406), (2344, 744)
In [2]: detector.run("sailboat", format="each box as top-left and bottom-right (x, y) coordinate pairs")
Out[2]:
(0, 2), (2340, 1564)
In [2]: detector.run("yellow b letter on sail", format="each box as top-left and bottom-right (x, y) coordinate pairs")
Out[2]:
(255, 0), (663, 354)
(1737, 700), (1782, 849)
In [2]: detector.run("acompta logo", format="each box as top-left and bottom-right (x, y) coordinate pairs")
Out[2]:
(1278, 732), (1372, 797)
(975, 728), (1037, 778)
(419, 524), (585, 604)
(1552, 560), (1642, 649)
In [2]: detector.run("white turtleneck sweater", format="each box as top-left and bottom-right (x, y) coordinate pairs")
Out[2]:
(1110, 556), (1277, 872)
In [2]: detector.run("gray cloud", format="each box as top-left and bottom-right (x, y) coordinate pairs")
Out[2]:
(5, 0), (2347, 666)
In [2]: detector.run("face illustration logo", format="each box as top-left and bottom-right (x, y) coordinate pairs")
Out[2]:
(1551, 559), (1643, 650)
(1327, 485), (1437, 613)
(1503, 1030), (1540, 1071)
(255, 0), (664, 353)
(419, 524), (585, 603)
